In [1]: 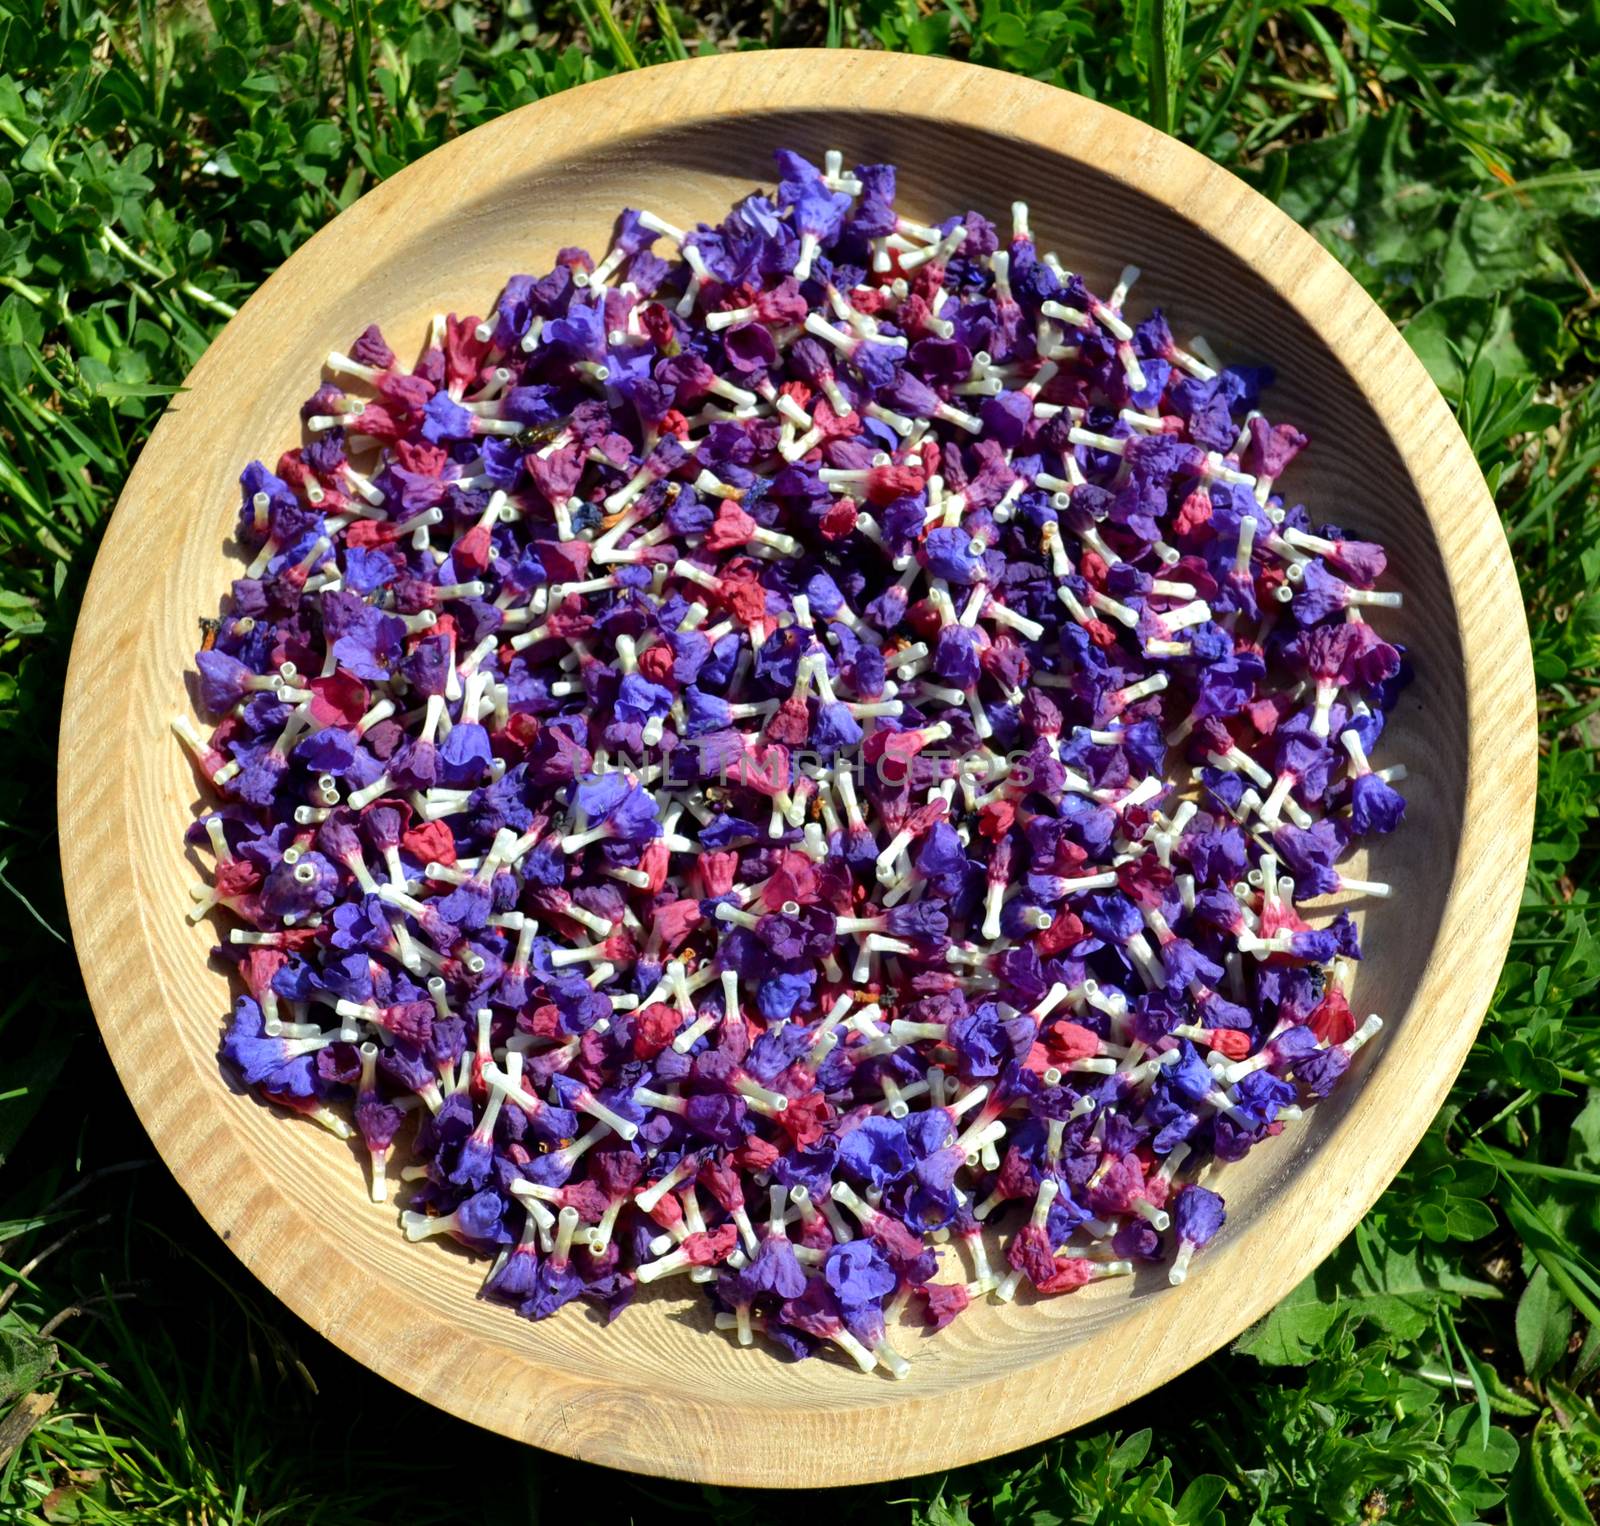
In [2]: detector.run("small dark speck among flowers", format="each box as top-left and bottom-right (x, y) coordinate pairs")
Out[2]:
(176, 148), (1408, 1377)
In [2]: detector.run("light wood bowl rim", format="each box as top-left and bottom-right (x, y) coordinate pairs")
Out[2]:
(59, 48), (1535, 1488)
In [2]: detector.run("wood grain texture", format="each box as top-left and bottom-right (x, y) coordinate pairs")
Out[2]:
(58, 49), (1536, 1488)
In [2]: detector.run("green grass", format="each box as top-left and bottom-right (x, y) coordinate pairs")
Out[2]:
(0, 0), (1597, 1520)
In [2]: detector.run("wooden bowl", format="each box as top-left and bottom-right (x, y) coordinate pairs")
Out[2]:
(59, 49), (1535, 1488)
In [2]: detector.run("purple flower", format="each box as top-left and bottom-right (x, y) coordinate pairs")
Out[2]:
(848, 163), (897, 237)
(684, 1092), (748, 1147)
(1184, 825), (1247, 885)
(437, 723), (492, 787)
(1350, 773), (1406, 834)
(947, 1003), (1013, 1080)
(1166, 1042), (1218, 1107)
(220, 997), (318, 1096)
(521, 1261), (583, 1320)
(922, 527), (986, 585)
(1294, 1045), (1351, 1097)
(822, 1239), (896, 1311)
(1173, 1185), (1226, 1246)
(774, 150), (851, 249)
(838, 1116), (915, 1189)
(1234, 1068), (1296, 1124)
(421, 392), (475, 443)
(756, 969), (814, 1022)
(1195, 651), (1265, 719)
(749, 1235), (808, 1299)
(195, 650), (267, 713)
(615, 674), (674, 728)
(934, 625), (985, 687)
(258, 852), (338, 919)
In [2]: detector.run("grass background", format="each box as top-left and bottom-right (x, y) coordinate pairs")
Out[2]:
(0, 1), (1597, 1520)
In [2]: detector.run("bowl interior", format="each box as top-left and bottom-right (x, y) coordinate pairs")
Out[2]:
(66, 58), (1508, 1490)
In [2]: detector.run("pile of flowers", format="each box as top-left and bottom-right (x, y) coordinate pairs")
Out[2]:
(177, 149), (1405, 1376)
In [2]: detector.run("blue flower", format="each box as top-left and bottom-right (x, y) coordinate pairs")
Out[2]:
(748, 1236), (808, 1299)
(947, 1003), (1009, 1080)
(1173, 1185), (1226, 1246)
(922, 527), (986, 585)
(838, 1116), (915, 1189)
(420, 392), (474, 444)
(220, 997), (317, 1096)
(520, 1262), (583, 1320)
(1167, 1042), (1218, 1107)
(774, 150), (851, 244)
(615, 674), (674, 728)
(756, 969), (815, 1022)
(1350, 773), (1406, 834)
(822, 1239), (896, 1311)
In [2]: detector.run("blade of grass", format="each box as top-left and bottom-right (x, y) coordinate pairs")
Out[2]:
(653, 2), (689, 60)
(1142, 0), (1188, 133)
(588, 0), (642, 70)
